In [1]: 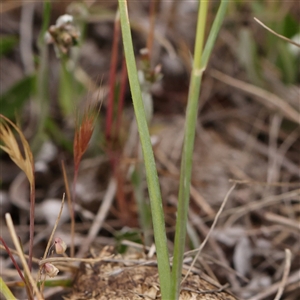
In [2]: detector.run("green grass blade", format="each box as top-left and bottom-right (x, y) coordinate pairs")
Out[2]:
(0, 277), (17, 300)
(31, 1), (51, 153)
(170, 1), (208, 298)
(118, 1), (171, 298)
(0, 75), (36, 119)
(0, 35), (18, 57)
(170, 1), (228, 299)
(37, 1), (51, 48)
(201, 0), (229, 69)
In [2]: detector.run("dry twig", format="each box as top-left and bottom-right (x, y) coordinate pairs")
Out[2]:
(210, 69), (300, 125)
(273, 249), (292, 300)
(182, 183), (237, 283)
(76, 177), (117, 257)
(254, 18), (300, 48)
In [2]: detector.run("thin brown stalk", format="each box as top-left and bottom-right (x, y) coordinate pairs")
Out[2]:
(254, 18), (300, 48)
(0, 245), (40, 264)
(116, 56), (127, 136)
(147, 0), (159, 58)
(61, 161), (74, 257)
(210, 69), (300, 125)
(182, 183), (237, 284)
(154, 147), (215, 216)
(229, 179), (300, 187)
(38, 195), (65, 293)
(41, 195), (65, 261)
(5, 214), (43, 300)
(39, 254), (114, 266)
(0, 237), (26, 283)
(247, 271), (299, 300)
(223, 189), (300, 226)
(263, 212), (299, 231)
(105, 10), (120, 141)
(76, 177), (117, 258)
(273, 249), (292, 300)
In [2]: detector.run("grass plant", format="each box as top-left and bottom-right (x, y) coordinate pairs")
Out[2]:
(118, 0), (228, 298)
(0, 115), (35, 272)
(171, 1), (229, 297)
(31, 1), (51, 153)
(118, 1), (172, 297)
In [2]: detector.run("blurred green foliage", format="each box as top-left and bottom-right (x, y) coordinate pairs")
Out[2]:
(0, 35), (18, 57)
(0, 75), (36, 119)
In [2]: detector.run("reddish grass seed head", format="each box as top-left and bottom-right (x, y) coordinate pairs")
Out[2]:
(73, 109), (97, 169)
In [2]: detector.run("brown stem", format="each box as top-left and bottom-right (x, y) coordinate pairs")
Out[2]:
(61, 161), (74, 257)
(116, 56), (127, 136)
(105, 11), (120, 141)
(28, 175), (35, 272)
(147, 0), (159, 58)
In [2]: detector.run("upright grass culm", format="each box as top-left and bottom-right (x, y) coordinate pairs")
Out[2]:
(119, 0), (228, 298)
(118, 1), (171, 298)
(171, 1), (229, 298)
(171, 0), (209, 294)
(31, 1), (51, 153)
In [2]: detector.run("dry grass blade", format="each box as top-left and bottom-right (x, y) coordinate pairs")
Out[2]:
(247, 271), (299, 300)
(0, 114), (35, 270)
(0, 245), (40, 264)
(273, 249), (292, 300)
(229, 179), (300, 187)
(263, 212), (299, 231)
(223, 189), (300, 226)
(39, 253), (114, 266)
(61, 160), (74, 257)
(182, 183), (237, 284)
(210, 70), (300, 125)
(41, 195), (66, 261)
(0, 115), (34, 186)
(254, 18), (300, 48)
(5, 213), (43, 300)
(76, 177), (117, 258)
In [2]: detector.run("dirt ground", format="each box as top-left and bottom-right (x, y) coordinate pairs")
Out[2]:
(0, 1), (299, 300)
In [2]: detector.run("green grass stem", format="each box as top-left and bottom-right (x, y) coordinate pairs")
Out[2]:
(0, 277), (16, 300)
(31, 1), (51, 153)
(118, 1), (171, 298)
(170, 1), (228, 299)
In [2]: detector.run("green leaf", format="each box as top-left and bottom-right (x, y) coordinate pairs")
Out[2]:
(0, 36), (18, 57)
(115, 229), (143, 253)
(45, 118), (73, 152)
(58, 59), (85, 116)
(171, 0), (228, 298)
(38, 1), (51, 48)
(0, 277), (17, 300)
(283, 14), (299, 38)
(0, 75), (36, 119)
(118, 1), (171, 298)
